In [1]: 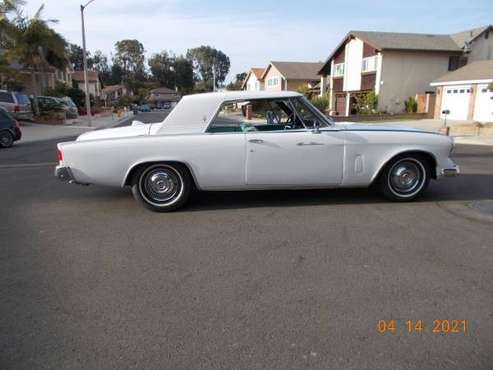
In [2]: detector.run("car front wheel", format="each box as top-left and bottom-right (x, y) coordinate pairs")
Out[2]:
(131, 163), (192, 212)
(0, 131), (14, 148)
(378, 155), (431, 201)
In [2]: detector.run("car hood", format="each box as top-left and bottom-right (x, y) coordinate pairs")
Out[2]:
(334, 122), (435, 134)
(76, 124), (159, 142)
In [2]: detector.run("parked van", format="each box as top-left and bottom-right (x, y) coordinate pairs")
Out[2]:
(0, 90), (33, 121)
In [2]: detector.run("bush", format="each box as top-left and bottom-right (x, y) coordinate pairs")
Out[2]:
(44, 81), (87, 108)
(113, 95), (132, 111)
(404, 96), (417, 113)
(352, 91), (378, 114)
(311, 96), (330, 112)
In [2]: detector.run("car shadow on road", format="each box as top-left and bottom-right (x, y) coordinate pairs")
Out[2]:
(174, 174), (493, 212)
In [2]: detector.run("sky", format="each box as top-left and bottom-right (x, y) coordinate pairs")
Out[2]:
(23, 0), (493, 82)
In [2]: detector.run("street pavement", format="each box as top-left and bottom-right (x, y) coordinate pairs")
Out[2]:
(1, 116), (493, 369)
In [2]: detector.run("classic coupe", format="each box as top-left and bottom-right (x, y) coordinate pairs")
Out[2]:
(55, 91), (459, 211)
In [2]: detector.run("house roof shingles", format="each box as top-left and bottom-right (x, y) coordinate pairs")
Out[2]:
(432, 60), (493, 84)
(266, 61), (324, 81)
(350, 30), (462, 52)
(450, 25), (492, 49)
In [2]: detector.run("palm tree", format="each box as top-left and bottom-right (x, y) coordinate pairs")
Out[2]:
(0, 0), (25, 48)
(10, 4), (68, 98)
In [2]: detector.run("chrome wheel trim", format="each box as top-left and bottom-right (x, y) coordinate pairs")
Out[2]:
(138, 165), (184, 207)
(387, 158), (426, 198)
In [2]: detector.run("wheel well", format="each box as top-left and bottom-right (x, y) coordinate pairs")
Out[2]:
(374, 151), (437, 183)
(124, 161), (197, 188)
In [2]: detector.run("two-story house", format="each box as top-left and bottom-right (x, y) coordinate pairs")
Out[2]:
(242, 68), (265, 91)
(71, 71), (102, 98)
(319, 31), (466, 115)
(261, 61), (323, 92)
(319, 26), (492, 116)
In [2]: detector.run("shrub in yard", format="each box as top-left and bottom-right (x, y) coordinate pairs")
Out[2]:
(352, 91), (378, 114)
(404, 96), (417, 113)
(311, 95), (330, 112)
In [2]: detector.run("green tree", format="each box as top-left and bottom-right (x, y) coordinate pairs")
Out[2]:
(7, 3), (67, 112)
(186, 45), (230, 90)
(91, 50), (111, 86)
(0, 0), (25, 48)
(226, 72), (247, 91)
(148, 51), (175, 88)
(113, 39), (145, 82)
(174, 56), (194, 93)
(67, 43), (86, 71)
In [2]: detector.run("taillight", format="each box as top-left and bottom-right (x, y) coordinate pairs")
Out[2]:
(14, 105), (20, 113)
(57, 149), (63, 162)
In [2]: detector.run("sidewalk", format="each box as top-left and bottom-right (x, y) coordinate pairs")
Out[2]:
(19, 112), (133, 143)
(375, 119), (493, 146)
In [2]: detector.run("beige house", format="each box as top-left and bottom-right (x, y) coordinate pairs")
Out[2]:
(71, 71), (102, 98)
(101, 84), (131, 106)
(431, 60), (493, 122)
(148, 87), (180, 109)
(242, 68), (265, 91)
(260, 61), (323, 92)
(319, 26), (492, 116)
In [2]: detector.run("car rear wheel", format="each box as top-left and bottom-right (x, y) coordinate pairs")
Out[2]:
(131, 163), (192, 212)
(0, 131), (14, 148)
(378, 155), (431, 201)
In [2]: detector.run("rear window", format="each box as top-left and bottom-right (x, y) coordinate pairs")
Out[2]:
(15, 93), (30, 105)
(0, 91), (14, 103)
(0, 109), (13, 121)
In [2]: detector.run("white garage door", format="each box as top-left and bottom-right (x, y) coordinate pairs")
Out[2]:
(440, 85), (471, 120)
(474, 84), (493, 122)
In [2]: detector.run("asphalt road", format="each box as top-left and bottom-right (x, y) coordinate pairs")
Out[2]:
(1, 117), (493, 369)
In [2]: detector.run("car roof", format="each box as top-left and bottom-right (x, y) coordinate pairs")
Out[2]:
(156, 91), (303, 135)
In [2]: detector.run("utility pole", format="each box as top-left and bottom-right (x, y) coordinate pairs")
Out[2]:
(80, 0), (96, 126)
(212, 65), (216, 92)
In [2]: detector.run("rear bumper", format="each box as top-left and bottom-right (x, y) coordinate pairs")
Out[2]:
(55, 165), (88, 185)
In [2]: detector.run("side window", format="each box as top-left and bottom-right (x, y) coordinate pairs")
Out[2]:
(0, 92), (14, 103)
(291, 98), (329, 129)
(208, 99), (304, 133)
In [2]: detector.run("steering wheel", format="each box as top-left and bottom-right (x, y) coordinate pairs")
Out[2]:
(284, 113), (296, 130)
(266, 110), (281, 125)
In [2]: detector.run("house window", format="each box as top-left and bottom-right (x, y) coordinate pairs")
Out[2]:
(448, 55), (467, 71)
(362, 56), (377, 72)
(333, 63), (344, 77)
(255, 81), (259, 90)
(267, 77), (279, 86)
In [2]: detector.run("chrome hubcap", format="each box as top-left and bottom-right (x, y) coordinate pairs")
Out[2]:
(390, 160), (422, 194)
(143, 168), (180, 203)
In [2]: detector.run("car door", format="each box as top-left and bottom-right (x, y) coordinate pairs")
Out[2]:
(245, 128), (344, 186)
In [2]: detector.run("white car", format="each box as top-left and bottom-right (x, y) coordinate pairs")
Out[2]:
(55, 91), (459, 211)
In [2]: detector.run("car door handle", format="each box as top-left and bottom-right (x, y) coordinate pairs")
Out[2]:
(248, 139), (264, 144)
(296, 142), (324, 146)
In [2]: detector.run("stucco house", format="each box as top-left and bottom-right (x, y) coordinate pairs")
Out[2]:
(0, 49), (73, 95)
(71, 71), (102, 98)
(260, 61), (323, 92)
(101, 84), (131, 106)
(148, 87), (180, 109)
(431, 60), (493, 122)
(319, 25), (492, 116)
(242, 68), (265, 91)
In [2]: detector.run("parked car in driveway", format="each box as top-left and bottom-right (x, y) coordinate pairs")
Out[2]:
(55, 91), (459, 212)
(0, 90), (33, 121)
(58, 97), (79, 119)
(0, 107), (21, 148)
